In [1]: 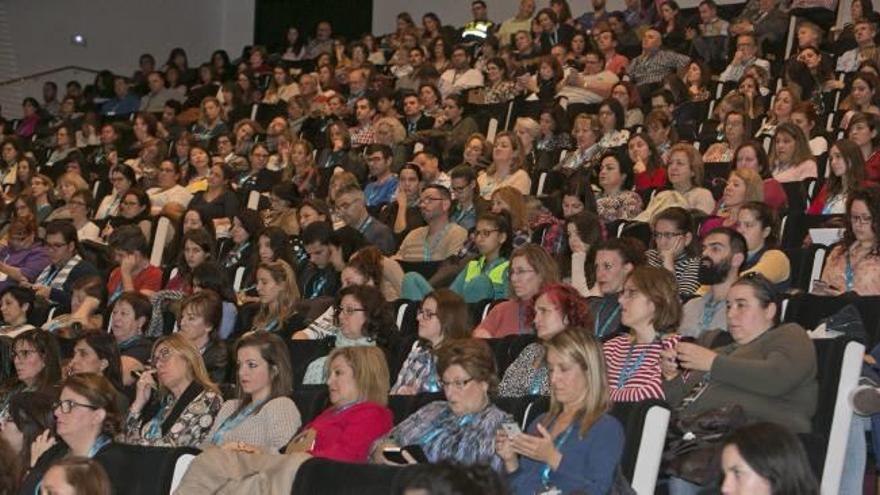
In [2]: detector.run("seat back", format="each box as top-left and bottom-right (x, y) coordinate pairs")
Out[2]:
(169, 453), (196, 493)
(486, 334), (538, 377)
(291, 384), (330, 425)
(150, 216), (172, 267)
(494, 395), (550, 430)
(387, 392), (445, 425)
(610, 399), (670, 495)
(287, 337), (336, 386)
(784, 293), (880, 348)
(97, 444), (199, 495)
(814, 338), (865, 494)
(291, 457), (407, 495)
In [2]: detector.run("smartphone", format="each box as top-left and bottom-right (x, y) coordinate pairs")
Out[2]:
(501, 422), (522, 438)
(402, 445), (430, 464)
(383, 445), (430, 464)
(382, 447), (409, 464)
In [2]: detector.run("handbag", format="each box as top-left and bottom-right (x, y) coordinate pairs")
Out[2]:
(661, 404), (747, 485)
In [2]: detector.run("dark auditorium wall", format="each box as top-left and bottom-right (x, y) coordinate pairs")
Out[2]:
(255, 0), (374, 49)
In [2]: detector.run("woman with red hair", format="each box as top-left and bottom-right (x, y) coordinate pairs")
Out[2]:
(497, 283), (593, 397)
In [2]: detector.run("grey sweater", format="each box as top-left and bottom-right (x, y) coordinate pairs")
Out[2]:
(663, 323), (818, 433)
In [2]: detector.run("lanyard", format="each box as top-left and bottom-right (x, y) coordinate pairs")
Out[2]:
(540, 420), (575, 488)
(529, 366), (547, 395)
(594, 300), (620, 338)
(211, 399), (266, 445)
(418, 408), (476, 446)
(39, 264), (61, 286)
(617, 339), (656, 389)
(451, 204), (473, 225)
(117, 335), (141, 350)
(357, 216), (374, 234)
(332, 400), (362, 416)
(263, 319), (280, 333)
(700, 295), (724, 333)
(88, 435), (111, 458)
(309, 275), (327, 298)
(423, 223), (452, 261)
(145, 396), (172, 440)
(845, 250), (855, 291)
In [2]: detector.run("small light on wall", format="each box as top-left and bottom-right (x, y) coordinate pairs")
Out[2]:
(70, 34), (87, 47)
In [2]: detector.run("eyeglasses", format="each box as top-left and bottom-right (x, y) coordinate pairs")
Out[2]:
(653, 231), (685, 240)
(334, 199), (358, 210)
(151, 347), (175, 365)
(474, 229), (498, 238)
(620, 288), (641, 299)
(53, 399), (100, 414)
(851, 214), (873, 225)
(417, 308), (438, 319)
(451, 185), (469, 193)
(122, 201), (140, 207)
(441, 377), (474, 391)
(337, 306), (366, 316)
(418, 197), (444, 205)
(12, 349), (38, 359)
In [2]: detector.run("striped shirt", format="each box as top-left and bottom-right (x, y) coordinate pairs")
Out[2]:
(603, 334), (681, 402)
(646, 250), (702, 297)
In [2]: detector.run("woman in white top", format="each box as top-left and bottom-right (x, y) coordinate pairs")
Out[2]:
(477, 131), (532, 199)
(95, 164), (135, 221)
(147, 160), (193, 215)
(69, 190), (100, 243)
(768, 123), (818, 183)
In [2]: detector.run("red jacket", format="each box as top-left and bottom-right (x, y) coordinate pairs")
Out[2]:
(305, 402), (393, 463)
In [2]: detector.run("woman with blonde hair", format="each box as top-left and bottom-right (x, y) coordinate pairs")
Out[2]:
(45, 172), (90, 222)
(496, 328), (624, 495)
(190, 96), (228, 147)
(125, 334), (223, 447)
(374, 117), (408, 171)
(292, 346), (394, 462)
(702, 168), (765, 233)
(755, 87), (800, 138)
(513, 117), (541, 172)
(250, 260), (305, 339)
(477, 131), (532, 199)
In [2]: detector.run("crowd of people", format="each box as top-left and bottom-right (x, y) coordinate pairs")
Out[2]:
(0, 0), (876, 492)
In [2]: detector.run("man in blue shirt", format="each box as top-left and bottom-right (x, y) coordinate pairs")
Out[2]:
(100, 76), (140, 116)
(363, 144), (399, 210)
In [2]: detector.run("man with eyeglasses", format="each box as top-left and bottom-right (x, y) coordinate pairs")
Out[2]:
(559, 51), (619, 105)
(411, 151), (451, 189)
(627, 28), (690, 99)
(719, 33), (771, 82)
(449, 165), (488, 231)
(438, 45), (484, 99)
(395, 185), (467, 262)
(679, 228), (747, 338)
(363, 144), (399, 210)
(26, 221), (97, 315)
(334, 183), (396, 255)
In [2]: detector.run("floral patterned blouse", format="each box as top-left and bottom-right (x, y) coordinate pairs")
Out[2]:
(483, 81), (519, 104)
(125, 386), (223, 448)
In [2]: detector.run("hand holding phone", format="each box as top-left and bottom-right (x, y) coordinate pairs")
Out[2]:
(501, 422), (522, 438)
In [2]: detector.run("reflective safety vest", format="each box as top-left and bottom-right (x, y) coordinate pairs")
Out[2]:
(464, 256), (509, 285)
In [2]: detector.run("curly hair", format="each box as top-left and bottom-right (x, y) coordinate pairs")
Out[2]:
(335, 285), (398, 350)
(528, 282), (594, 330)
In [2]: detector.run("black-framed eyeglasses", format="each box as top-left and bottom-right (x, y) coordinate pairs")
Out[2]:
(417, 308), (438, 319)
(474, 229), (499, 238)
(53, 399), (99, 414)
(441, 377), (474, 390)
(337, 306), (366, 316)
(653, 231), (685, 240)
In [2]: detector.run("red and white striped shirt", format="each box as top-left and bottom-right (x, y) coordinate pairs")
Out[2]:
(603, 334), (681, 402)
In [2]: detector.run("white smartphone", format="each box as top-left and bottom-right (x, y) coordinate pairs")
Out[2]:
(502, 422), (522, 438)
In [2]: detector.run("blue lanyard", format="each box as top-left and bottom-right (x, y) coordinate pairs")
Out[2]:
(617, 340), (655, 389)
(595, 300), (620, 338)
(451, 204), (474, 225)
(418, 409), (476, 446)
(529, 366), (547, 395)
(263, 319), (280, 333)
(88, 435), (111, 458)
(845, 251), (855, 291)
(39, 264), (61, 286)
(357, 216), (374, 234)
(309, 275), (327, 297)
(211, 400), (265, 445)
(540, 420), (575, 488)
(701, 295), (724, 332)
(423, 223), (452, 261)
(145, 397), (172, 440)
